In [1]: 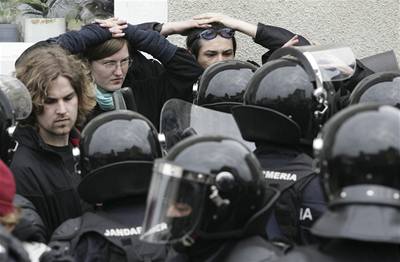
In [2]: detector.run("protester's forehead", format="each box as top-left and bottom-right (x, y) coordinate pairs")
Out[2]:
(198, 37), (234, 53)
(47, 76), (76, 98)
(97, 42), (130, 62)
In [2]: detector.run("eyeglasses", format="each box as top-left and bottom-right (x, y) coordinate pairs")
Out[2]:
(98, 57), (132, 71)
(198, 28), (235, 40)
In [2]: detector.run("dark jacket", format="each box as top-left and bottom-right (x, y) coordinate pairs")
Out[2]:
(12, 194), (47, 243)
(51, 197), (169, 262)
(0, 225), (30, 262)
(10, 126), (82, 241)
(254, 145), (326, 245)
(254, 23), (311, 64)
(54, 23), (203, 129)
(167, 236), (282, 262)
(276, 188), (400, 261)
(274, 240), (400, 262)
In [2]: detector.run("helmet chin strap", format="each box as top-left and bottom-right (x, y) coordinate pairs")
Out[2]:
(209, 185), (230, 207)
(181, 235), (195, 247)
(194, 187), (281, 241)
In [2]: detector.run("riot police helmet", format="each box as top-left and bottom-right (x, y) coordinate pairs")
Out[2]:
(195, 60), (258, 113)
(311, 104), (400, 242)
(313, 103), (400, 202)
(78, 110), (163, 204)
(233, 45), (355, 146)
(0, 76), (32, 163)
(141, 136), (278, 246)
(349, 71), (400, 108)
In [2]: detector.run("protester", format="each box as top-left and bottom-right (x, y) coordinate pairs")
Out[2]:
(49, 18), (202, 128)
(11, 46), (95, 240)
(0, 159), (49, 262)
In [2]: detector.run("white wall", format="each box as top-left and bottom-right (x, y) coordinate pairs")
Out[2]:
(0, 43), (34, 76)
(167, 0), (400, 64)
(1, 0), (398, 75)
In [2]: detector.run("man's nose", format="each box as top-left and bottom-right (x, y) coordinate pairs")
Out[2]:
(56, 100), (67, 114)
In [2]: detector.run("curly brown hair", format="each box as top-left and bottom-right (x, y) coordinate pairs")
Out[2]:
(15, 45), (96, 127)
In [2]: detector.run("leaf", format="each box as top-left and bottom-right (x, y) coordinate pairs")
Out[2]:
(19, 0), (48, 13)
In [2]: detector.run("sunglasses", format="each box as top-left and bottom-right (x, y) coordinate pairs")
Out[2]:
(198, 28), (235, 40)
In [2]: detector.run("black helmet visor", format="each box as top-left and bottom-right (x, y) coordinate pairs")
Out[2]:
(141, 160), (213, 244)
(0, 75), (32, 122)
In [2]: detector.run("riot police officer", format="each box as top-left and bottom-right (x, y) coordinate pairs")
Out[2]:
(274, 103), (400, 261)
(232, 45), (357, 244)
(140, 136), (283, 262)
(0, 76), (31, 164)
(50, 110), (169, 261)
(0, 76), (49, 250)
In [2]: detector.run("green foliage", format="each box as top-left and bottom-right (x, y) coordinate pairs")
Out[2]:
(0, 0), (20, 23)
(19, 0), (48, 15)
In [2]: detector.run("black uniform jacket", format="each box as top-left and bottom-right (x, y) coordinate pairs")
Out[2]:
(255, 146), (326, 245)
(10, 126), (82, 241)
(51, 197), (169, 262)
(167, 236), (282, 262)
(274, 239), (400, 262)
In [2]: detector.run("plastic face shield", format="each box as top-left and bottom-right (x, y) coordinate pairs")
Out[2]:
(270, 45), (356, 117)
(141, 160), (213, 244)
(270, 45), (356, 90)
(0, 75), (32, 123)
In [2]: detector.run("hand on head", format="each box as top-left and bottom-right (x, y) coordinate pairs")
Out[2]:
(193, 13), (238, 29)
(282, 35), (300, 48)
(162, 19), (211, 36)
(95, 17), (128, 38)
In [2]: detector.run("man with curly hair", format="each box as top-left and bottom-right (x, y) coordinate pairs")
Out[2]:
(10, 45), (96, 241)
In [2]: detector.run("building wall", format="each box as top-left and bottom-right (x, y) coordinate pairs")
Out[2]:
(167, 0), (399, 64)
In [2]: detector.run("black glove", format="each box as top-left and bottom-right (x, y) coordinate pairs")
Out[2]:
(39, 241), (74, 262)
(166, 127), (197, 149)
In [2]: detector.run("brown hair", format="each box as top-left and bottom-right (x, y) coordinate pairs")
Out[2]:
(84, 38), (128, 62)
(185, 22), (237, 59)
(15, 45), (96, 127)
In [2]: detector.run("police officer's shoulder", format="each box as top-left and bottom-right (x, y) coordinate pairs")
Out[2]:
(273, 245), (328, 262)
(51, 217), (82, 242)
(223, 236), (283, 262)
(0, 225), (30, 262)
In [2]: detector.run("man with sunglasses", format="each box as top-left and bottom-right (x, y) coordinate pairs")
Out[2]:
(142, 13), (310, 69)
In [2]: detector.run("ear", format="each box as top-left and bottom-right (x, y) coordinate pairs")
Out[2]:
(187, 48), (197, 60)
(187, 48), (195, 57)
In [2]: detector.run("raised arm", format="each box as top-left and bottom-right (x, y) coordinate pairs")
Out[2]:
(192, 13), (310, 50)
(51, 23), (112, 54)
(254, 22), (310, 50)
(193, 13), (257, 38)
